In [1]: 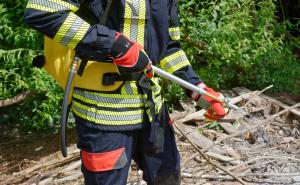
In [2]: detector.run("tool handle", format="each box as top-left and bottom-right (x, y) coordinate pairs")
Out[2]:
(152, 66), (240, 110)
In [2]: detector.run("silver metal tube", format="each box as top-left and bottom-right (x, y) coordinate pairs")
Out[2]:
(152, 66), (240, 111)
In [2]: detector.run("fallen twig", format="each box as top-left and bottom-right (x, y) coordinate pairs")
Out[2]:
(174, 122), (248, 185)
(203, 103), (300, 153)
(242, 85), (273, 108)
(0, 91), (34, 107)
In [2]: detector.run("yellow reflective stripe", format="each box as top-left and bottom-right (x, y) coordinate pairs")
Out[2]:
(73, 101), (143, 116)
(48, 0), (78, 11)
(160, 50), (191, 74)
(54, 13), (90, 49)
(154, 96), (163, 114)
(26, 0), (78, 12)
(121, 81), (138, 94)
(54, 13), (76, 43)
(26, 3), (57, 12)
(145, 108), (153, 123)
(75, 89), (144, 99)
(72, 106), (143, 125)
(68, 20), (90, 48)
(137, 0), (146, 45)
(73, 93), (144, 108)
(123, 1), (132, 38)
(151, 78), (161, 96)
(123, 0), (146, 45)
(169, 27), (180, 40)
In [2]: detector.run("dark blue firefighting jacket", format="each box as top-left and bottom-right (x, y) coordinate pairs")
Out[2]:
(24, 0), (201, 130)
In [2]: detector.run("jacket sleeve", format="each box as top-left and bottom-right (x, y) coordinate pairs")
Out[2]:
(160, 0), (202, 87)
(24, 0), (116, 59)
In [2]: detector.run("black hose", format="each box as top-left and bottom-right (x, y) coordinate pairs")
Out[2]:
(60, 57), (79, 157)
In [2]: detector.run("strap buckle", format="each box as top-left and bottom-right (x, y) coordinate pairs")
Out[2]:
(102, 73), (118, 86)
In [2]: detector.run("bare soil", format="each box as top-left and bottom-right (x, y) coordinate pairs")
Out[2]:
(1, 87), (300, 185)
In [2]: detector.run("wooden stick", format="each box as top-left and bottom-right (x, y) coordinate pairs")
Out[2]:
(54, 173), (82, 183)
(0, 91), (34, 107)
(182, 102), (300, 166)
(182, 172), (300, 180)
(242, 85), (273, 108)
(203, 103), (300, 153)
(174, 123), (248, 185)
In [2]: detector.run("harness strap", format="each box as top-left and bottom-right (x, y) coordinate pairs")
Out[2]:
(102, 72), (143, 86)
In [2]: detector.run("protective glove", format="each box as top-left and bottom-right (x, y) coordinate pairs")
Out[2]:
(111, 33), (153, 78)
(191, 83), (228, 121)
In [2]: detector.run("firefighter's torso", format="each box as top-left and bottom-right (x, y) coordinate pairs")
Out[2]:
(78, 0), (170, 63)
(69, 0), (168, 129)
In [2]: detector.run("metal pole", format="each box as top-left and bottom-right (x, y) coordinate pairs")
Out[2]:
(152, 66), (240, 111)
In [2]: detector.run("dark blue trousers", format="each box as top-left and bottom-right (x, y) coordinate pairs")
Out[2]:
(75, 114), (180, 185)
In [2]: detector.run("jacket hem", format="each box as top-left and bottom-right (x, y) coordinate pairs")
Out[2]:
(74, 114), (146, 131)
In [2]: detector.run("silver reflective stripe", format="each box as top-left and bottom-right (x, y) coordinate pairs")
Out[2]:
(122, 81), (134, 94)
(113, 149), (128, 169)
(74, 89), (144, 105)
(27, 0), (78, 12)
(29, 0), (68, 11)
(73, 106), (143, 121)
(129, 0), (140, 41)
(164, 54), (188, 69)
(60, 16), (83, 46)
(169, 31), (180, 40)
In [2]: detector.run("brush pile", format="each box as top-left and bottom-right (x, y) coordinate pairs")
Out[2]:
(1, 87), (299, 185)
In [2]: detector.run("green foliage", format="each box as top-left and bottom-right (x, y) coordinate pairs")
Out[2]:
(0, 1), (63, 132)
(1, 0), (299, 132)
(161, 80), (187, 111)
(178, 0), (300, 93)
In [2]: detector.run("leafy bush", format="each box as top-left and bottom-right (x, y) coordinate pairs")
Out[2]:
(178, 0), (300, 93)
(0, 1), (63, 132)
(0, 0), (299, 131)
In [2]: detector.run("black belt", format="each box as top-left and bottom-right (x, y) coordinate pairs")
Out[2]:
(102, 72), (143, 86)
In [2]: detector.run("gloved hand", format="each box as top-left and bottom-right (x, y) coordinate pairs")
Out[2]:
(111, 33), (153, 78)
(191, 83), (228, 121)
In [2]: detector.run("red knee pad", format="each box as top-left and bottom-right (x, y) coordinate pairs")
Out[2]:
(81, 147), (127, 172)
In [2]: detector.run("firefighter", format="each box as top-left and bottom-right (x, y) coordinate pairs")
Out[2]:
(24, 0), (227, 184)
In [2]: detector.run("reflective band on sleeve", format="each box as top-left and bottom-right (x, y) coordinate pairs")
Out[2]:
(54, 13), (90, 49)
(160, 50), (191, 74)
(123, 0), (146, 45)
(81, 148), (127, 172)
(26, 0), (78, 12)
(169, 27), (180, 40)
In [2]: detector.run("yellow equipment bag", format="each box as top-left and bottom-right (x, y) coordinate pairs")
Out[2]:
(43, 36), (123, 93)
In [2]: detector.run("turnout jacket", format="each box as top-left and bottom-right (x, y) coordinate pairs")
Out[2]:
(24, 0), (201, 130)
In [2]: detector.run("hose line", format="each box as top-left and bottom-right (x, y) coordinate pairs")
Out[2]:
(60, 56), (80, 157)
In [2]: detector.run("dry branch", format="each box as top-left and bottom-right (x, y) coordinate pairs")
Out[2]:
(0, 91), (33, 107)
(174, 122), (248, 185)
(242, 85), (273, 108)
(203, 103), (300, 153)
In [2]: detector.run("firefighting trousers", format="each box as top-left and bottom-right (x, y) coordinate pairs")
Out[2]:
(75, 113), (181, 185)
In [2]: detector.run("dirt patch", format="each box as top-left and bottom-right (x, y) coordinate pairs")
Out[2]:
(1, 87), (300, 185)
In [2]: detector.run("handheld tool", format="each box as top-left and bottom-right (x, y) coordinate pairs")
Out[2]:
(152, 66), (240, 111)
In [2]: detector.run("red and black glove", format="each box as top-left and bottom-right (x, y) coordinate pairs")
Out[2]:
(191, 83), (228, 121)
(111, 33), (153, 78)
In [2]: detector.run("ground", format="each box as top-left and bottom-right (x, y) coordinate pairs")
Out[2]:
(1, 89), (300, 185)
